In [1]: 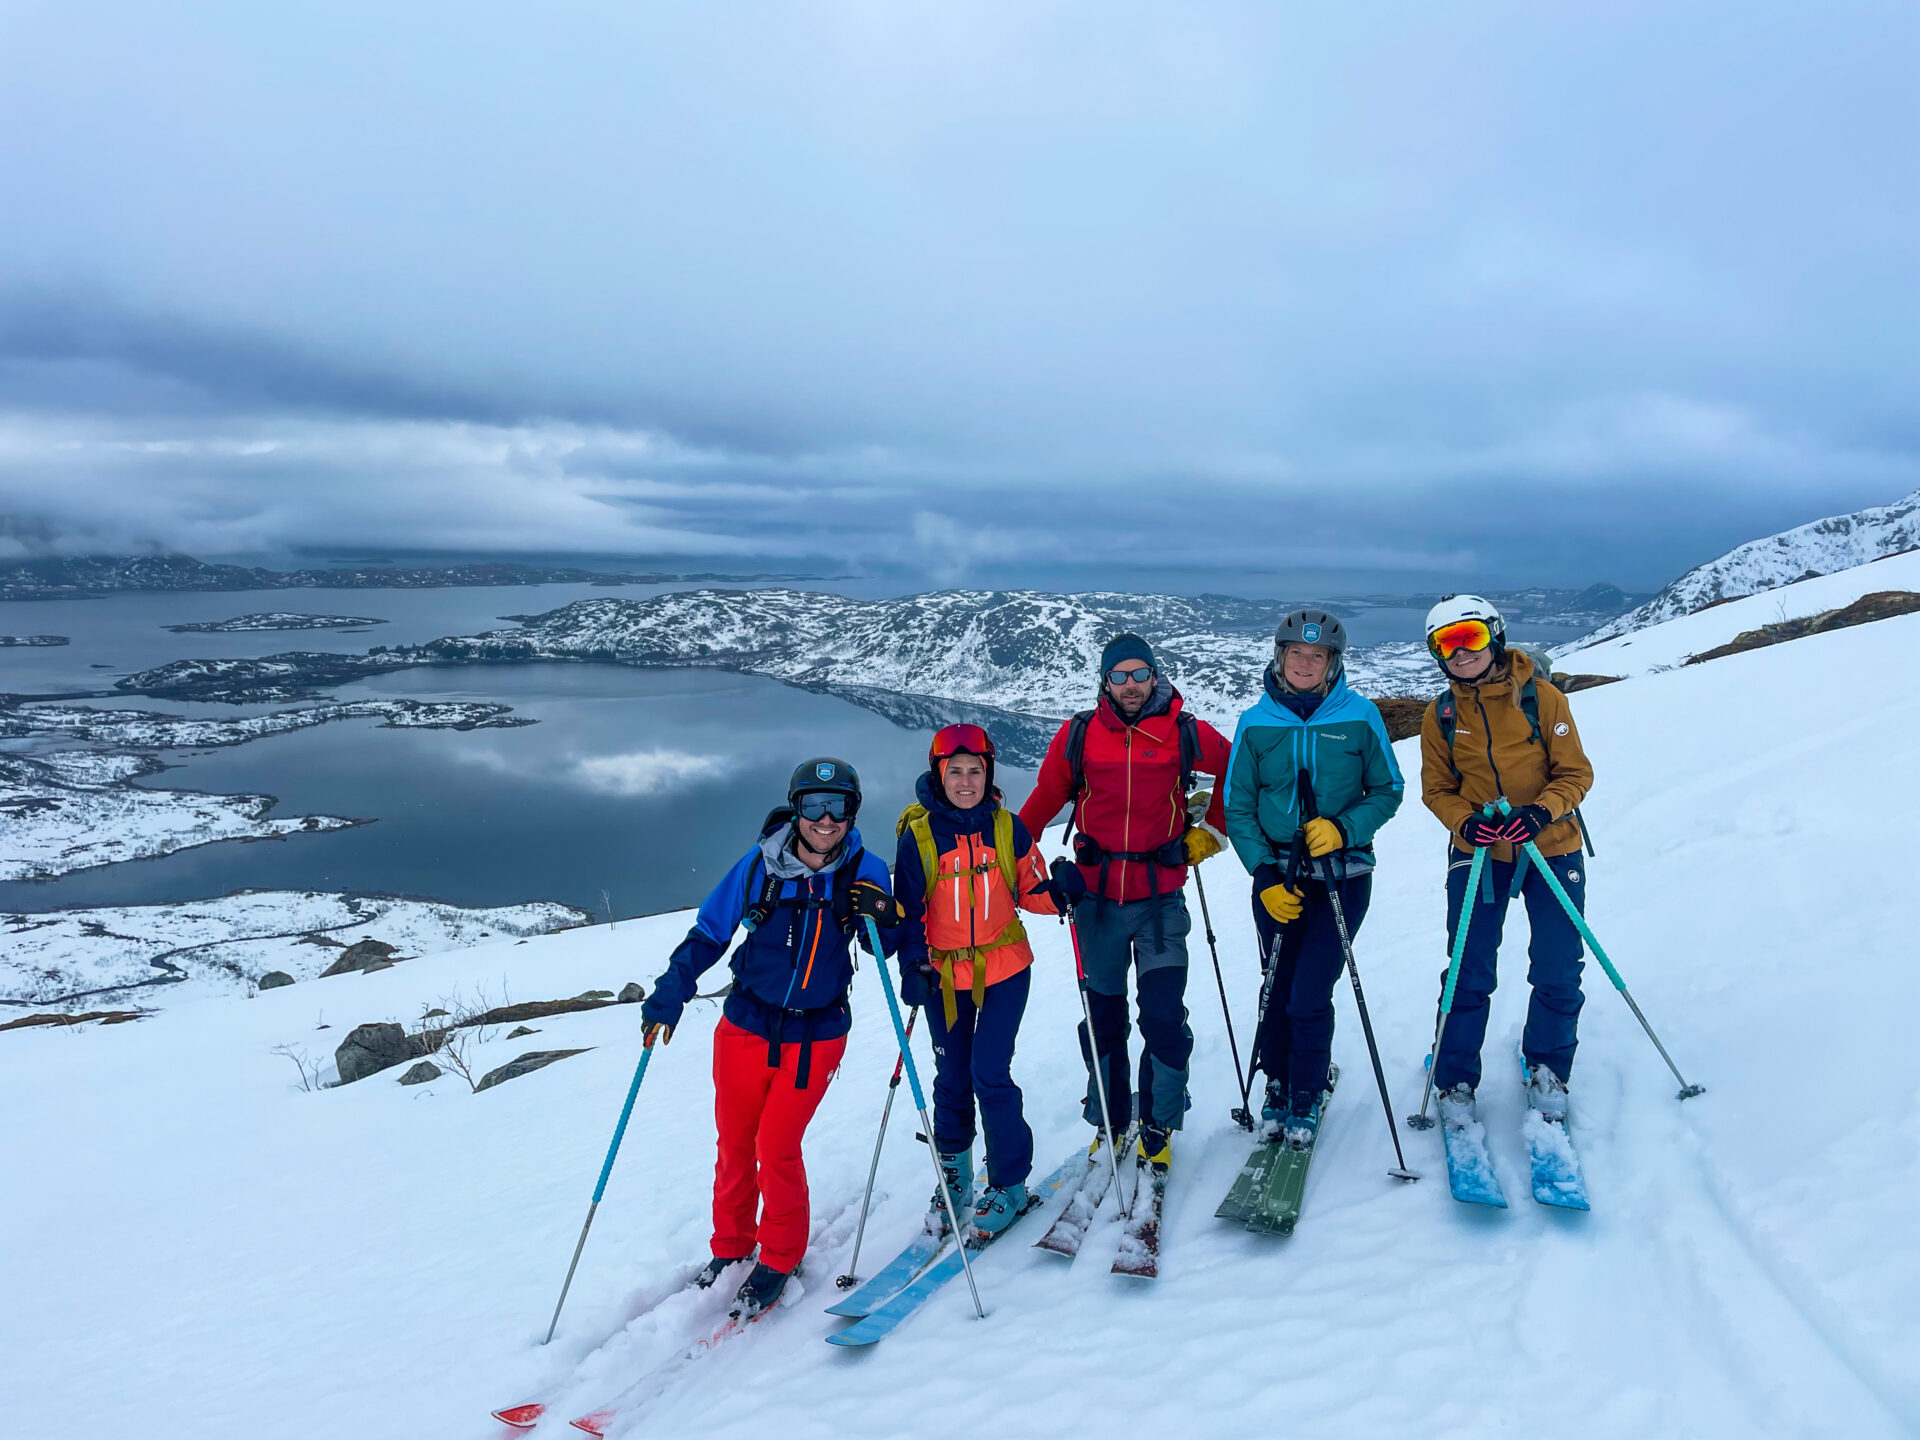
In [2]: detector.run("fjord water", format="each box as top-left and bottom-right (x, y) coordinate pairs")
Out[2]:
(1, 584), (1577, 918)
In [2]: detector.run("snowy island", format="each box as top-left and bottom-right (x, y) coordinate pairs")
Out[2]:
(0, 634), (69, 646)
(162, 612), (389, 633)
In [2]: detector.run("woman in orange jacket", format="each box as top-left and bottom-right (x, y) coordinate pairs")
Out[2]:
(892, 724), (1058, 1234)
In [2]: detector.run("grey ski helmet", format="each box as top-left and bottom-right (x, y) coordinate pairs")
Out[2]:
(788, 756), (861, 815)
(1272, 609), (1347, 685)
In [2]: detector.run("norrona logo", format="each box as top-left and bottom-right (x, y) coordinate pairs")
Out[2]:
(816, 762), (836, 780)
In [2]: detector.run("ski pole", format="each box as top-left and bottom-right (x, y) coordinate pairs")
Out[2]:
(1185, 791), (1252, 1130)
(860, 915), (986, 1319)
(1493, 801), (1705, 1101)
(1189, 864), (1251, 1130)
(543, 1028), (660, 1344)
(1234, 827), (1308, 1128)
(1298, 770), (1418, 1183)
(1408, 805), (1495, 1131)
(836, 1006), (919, 1289)
(1062, 908), (1124, 1196)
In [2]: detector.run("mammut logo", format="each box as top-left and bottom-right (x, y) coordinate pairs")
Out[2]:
(1554, 722), (1570, 736)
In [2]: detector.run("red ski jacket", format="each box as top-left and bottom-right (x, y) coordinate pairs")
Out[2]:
(1017, 690), (1231, 904)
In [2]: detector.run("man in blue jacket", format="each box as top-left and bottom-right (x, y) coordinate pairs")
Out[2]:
(641, 757), (898, 1319)
(1224, 611), (1404, 1147)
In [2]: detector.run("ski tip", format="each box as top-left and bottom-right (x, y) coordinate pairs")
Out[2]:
(570, 1409), (616, 1436)
(492, 1403), (545, 1429)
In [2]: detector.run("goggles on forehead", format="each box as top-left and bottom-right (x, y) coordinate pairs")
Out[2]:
(930, 723), (994, 762)
(795, 792), (853, 822)
(1106, 665), (1155, 685)
(1427, 619), (1495, 660)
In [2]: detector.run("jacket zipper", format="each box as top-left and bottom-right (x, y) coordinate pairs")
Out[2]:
(1472, 690), (1508, 798)
(1120, 729), (1134, 898)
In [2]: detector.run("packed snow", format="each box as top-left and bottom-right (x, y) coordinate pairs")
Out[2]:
(1555, 547), (1920, 677)
(2, 608), (1915, 1439)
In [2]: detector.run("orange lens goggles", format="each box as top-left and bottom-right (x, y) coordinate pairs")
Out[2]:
(1428, 619), (1494, 659)
(930, 723), (995, 762)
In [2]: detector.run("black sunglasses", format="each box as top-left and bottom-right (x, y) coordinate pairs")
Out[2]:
(1106, 665), (1155, 685)
(796, 793), (853, 821)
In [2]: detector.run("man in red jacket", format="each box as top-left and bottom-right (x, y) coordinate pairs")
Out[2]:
(1018, 633), (1232, 1172)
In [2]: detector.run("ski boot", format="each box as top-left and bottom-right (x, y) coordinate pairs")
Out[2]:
(695, 1254), (749, 1289)
(1526, 1063), (1569, 1123)
(728, 1261), (791, 1322)
(1436, 1081), (1477, 1123)
(972, 1181), (1030, 1236)
(1282, 1092), (1323, 1151)
(1136, 1122), (1172, 1177)
(1258, 1079), (1288, 1142)
(926, 1148), (974, 1235)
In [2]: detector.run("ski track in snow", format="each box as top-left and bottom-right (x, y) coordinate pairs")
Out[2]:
(2, 614), (1917, 1440)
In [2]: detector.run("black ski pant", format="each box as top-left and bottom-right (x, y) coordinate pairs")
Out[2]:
(1251, 871), (1372, 1113)
(1071, 893), (1193, 1132)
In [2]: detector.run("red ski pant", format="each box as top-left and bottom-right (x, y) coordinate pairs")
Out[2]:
(710, 1016), (845, 1273)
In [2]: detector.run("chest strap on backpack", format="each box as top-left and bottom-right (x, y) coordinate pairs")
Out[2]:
(901, 805), (1027, 1025)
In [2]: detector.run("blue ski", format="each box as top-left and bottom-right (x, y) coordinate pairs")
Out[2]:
(1429, 1056), (1507, 1208)
(1518, 1051), (1589, 1211)
(824, 1227), (945, 1319)
(825, 1152), (1078, 1348)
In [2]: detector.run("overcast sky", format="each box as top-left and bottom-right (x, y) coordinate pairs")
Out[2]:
(1, 1), (1915, 591)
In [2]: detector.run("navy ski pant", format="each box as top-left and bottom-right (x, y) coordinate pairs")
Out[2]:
(1072, 893), (1193, 1131)
(927, 964), (1034, 1187)
(1250, 873), (1372, 1112)
(1432, 848), (1587, 1091)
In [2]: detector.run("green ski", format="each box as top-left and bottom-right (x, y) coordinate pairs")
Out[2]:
(1243, 1065), (1337, 1236)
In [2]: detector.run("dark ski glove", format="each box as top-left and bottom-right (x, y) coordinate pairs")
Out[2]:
(1458, 812), (1504, 848)
(640, 993), (680, 1045)
(1496, 805), (1552, 845)
(899, 961), (939, 1010)
(1045, 858), (1088, 910)
(851, 880), (904, 925)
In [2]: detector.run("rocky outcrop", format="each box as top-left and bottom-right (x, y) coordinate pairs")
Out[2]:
(397, 1061), (442, 1085)
(320, 939), (400, 977)
(258, 971), (295, 990)
(476, 1048), (592, 1092)
(618, 981), (645, 1003)
(334, 1022), (416, 1083)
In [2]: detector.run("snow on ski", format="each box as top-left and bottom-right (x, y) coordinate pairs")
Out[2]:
(1243, 1066), (1337, 1237)
(1034, 1125), (1132, 1259)
(826, 1152), (1079, 1347)
(1110, 1157), (1163, 1277)
(1214, 1141), (1285, 1226)
(1519, 1050), (1590, 1211)
(1426, 1056), (1508, 1207)
(566, 1298), (785, 1435)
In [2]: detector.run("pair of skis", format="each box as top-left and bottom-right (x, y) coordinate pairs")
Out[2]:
(1432, 1051), (1590, 1211)
(823, 1148), (1081, 1345)
(1032, 1121), (1162, 1278)
(1215, 1065), (1338, 1236)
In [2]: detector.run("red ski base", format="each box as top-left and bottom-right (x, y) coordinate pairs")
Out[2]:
(493, 1402), (546, 1429)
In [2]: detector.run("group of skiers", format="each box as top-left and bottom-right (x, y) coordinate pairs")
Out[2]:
(637, 595), (1595, 1320)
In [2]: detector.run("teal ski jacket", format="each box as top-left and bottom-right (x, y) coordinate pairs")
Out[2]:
(1224, 669), (1405, 879)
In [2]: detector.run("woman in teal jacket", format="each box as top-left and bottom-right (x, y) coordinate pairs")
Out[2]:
(1224, 609), (1404, 1145)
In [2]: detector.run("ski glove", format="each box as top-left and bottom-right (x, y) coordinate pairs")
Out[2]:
(1302, 817), (1346, 859)
(643, 1021), (672, 1047)
(899, 961), (939, 1010)
(1495, 804), (1552, 845)
(1182, 825), (1224, 865)
(1260, 882), (1305, 924)
(850, 880), (904, 925)
(1046, 858), (1088, 909)
(1458, 813), (1504, 848)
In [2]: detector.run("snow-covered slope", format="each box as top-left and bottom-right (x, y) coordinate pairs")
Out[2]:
(1555, 547), (1920, 677)
(4, 614), (1916, 1440)
(1581, 488), (1920, 644)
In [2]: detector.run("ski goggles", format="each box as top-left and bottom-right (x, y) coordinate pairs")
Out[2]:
(1105, 665), (1156, 685)
(1427, 619), (1495, 660)
(930, 722), (995, 763)
(795, 792), (854, 822)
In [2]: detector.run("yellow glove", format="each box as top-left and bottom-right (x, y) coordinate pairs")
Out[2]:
(1303, 817), (1345, 859)
(1260, 883), (1304, 923)
(1183, 826), (1223, 865)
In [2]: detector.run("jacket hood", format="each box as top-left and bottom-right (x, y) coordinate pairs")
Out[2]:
(760, 822), (864, 879)
(1242, 668), (1373, 730)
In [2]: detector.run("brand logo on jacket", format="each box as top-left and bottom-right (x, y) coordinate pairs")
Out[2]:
(1554, 722), (1570, 736)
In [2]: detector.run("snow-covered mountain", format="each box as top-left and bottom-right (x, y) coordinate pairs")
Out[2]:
(1579, 488), (1920, 644)
(417, 588), (1439, 726)
(7, 599), (1915, 1440)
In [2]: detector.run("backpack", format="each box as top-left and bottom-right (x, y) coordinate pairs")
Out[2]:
(1433, 648), (1595, 856)
(895, 801), (1028, 1023)
(1064, 706), (1201, 838)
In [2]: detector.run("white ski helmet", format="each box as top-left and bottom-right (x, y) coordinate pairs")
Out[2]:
(1424, 594), (1506, 670)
